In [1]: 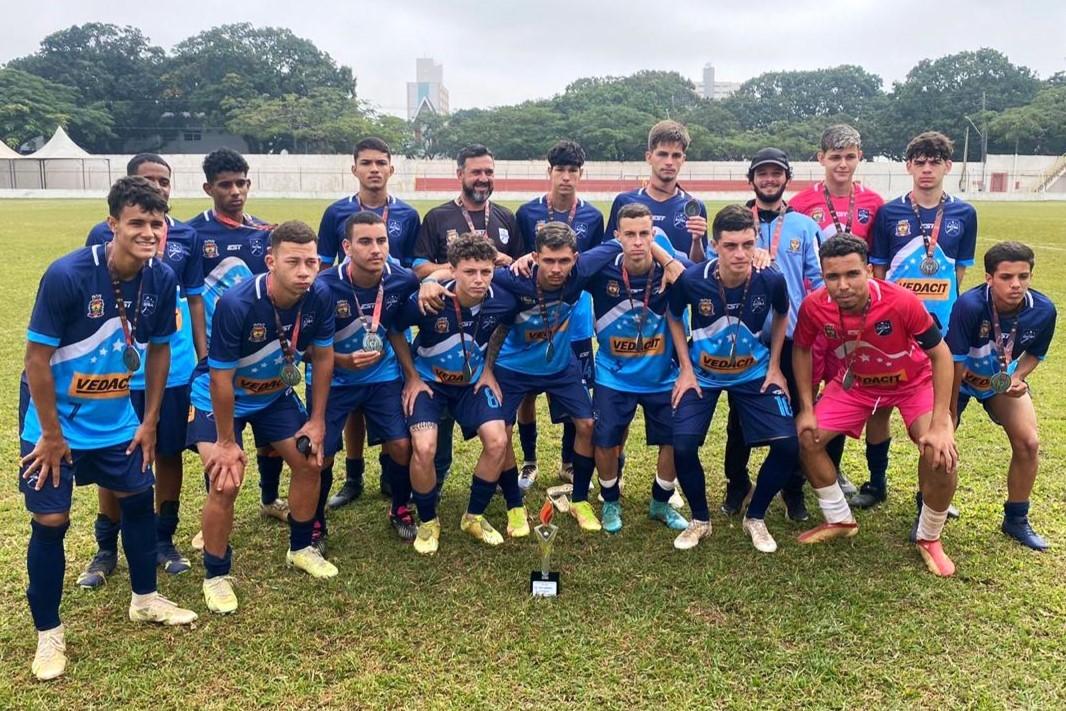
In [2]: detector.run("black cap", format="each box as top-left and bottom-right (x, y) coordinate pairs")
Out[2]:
(748, 147), (791, 176)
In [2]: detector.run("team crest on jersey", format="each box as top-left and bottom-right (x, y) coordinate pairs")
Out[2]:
(301, 315), (315, 329)
(857, 208), (871, 224)
(811, 208), (825, 223)
(483, 315), (498, 330)
(166, 242), (185, 261)
(575, 223), (588, 236)
(203, 240), (218, 258)
(943, 219), (962, 237)
(499, 228), (510, 245)
(385, 294), (400, 310)
(521, 295), (536, 306)
(607, 280), (621, 297)
(874, 319), (893, 336)
(250, 238), (264, 256)
(824, 324), (839, 339)
(249, 323), (267, 342)
(336, 299), (351, 319)
(789, 239), (800, 253)
(140, 294), (157, 317)
(1021, 329), (1037, 344)
(979, 320), (991, 339)
(388, 221), (401, 237)
(750, 295), (767, 313)
(673, 211), (687, 229)
(446, 229), (459, 244)
(87, 294), (105, 318)
(435, 317), (449, 334)
(698, 299), (714, 317)
(895, 220), (911, 237)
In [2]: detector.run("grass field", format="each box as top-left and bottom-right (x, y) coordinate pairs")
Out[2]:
(0, 197), (1065, 709)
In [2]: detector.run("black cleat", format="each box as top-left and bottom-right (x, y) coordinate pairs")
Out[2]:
(850, 482), (887, 509)
(720, 479), (752, 516)
(327, 476), (364, 510)
(781, 489), (810, 522)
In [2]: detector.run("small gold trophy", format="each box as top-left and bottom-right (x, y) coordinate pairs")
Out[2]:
(531, 497), (560, 597)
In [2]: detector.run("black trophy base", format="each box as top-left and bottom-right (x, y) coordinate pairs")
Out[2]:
(530, 571), (560, 597)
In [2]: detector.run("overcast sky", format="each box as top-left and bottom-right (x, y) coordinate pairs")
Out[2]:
(3, 1), (1064, 116)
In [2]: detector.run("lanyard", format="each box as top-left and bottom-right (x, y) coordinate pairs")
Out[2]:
(346, 263), (384, 335)
(713, 262), (752, 365)
(451, 294), (485, 382)
(545, 194), (578, 226)
(621, 262), (654, 349)
(988, 290), (1021, 373)
(266, 275), (304, 368)
(534, 276), (562, 362)
(457, 197), (492, 236)
(822, 184), (856, 236)
(837, 295), (871, 389)
(355, 195), (389, 227)
(908, 193), (946, 260)
(751, 206), (786, 259)
(107, 248), (144, 352)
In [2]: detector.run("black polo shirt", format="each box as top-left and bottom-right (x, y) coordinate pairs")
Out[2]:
(413, 198), (525, 266)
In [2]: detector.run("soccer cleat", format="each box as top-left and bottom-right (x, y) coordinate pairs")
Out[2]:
(191, 530), (204, 551)
(327, 477), (364, 510)
(518, 461), (539, 491)
(742, 517), (778, 553)
(389, 506), (418, 542)
(507, 507), (530, 538)
(569, 500), (602, 532)
(781, 489), (810, 522)
(129, 593), (199, 625)
(1002, 516), (1049, 551)
(157, 543), (191, 575)
(916, 538), (956, 577)
(77, 549), (118, 589)
(668, 490), (685, 510)
(914, 491), (960, 520)
(602, 501), (623, 533)
(837, 472), (859, 498)
(203, 576), (238, 614)
(260, 498), (290, 523)
(546, 484), (572, 513)
(558, 462), (574, 484)
(673, 520), (711, 550)
(649, 500), (688, 531)
(414, 518), (441, 555)
(720, 479), (751, 516)
(850, 482), (887, 509)
(287, 546), (339, 578)
(32, 626), (66, 681)
(797, 521), (859, 544)
(460, 514), (504, 546)
(311, 521), (328, 558)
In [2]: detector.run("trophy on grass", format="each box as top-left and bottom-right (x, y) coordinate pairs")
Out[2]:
(530, 498), (560, 597)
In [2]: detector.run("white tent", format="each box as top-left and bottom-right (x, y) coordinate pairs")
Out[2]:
(0, 141), (20, 159)
(5, 125), (111, 189)
(26, 125), (91, 159)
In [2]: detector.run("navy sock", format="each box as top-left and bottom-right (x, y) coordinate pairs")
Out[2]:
(315, 466), (332, 537)
(94, 512), (120, 554)
(289, 514), (314, 551)
(746, 439), (799, 519)
(650, 479), (672, 503)
(1004, 500), (1030, 519)
(674, 440), (709, 521)
(156, 500), (179, 548)
(387, 457), (413, 516)
(571, 452), (595, 503)
(119, 488), (157, 595)
(203, 546), (232, 579)
(27, 519), (69, 631)
(618, 453), (626, 478)
(601, 479), (621, 502)
(345, 457), (365, 484)
(826, 434), (846, 471)
(498, 466), (524, 509)
(723, 405), (752, 483)
(258, 454), (283, 505)
(466, 475), (496, 516)
(518, 421), (538, 462)
(866, 439), (891, 491)
(412, 489), (438, 522)
(561, 422), (576, 464)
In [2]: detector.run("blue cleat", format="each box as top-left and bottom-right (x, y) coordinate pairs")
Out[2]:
(649, 500), (689, 531)
(1002, 516), (1049, 551)
(157, 543), (191, 575)
(77, 550), (118, 589)
(602, 501), (623, 533)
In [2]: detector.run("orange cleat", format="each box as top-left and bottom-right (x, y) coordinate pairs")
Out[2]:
(797, 521), (859, 544)
(916, 539), (956, 577)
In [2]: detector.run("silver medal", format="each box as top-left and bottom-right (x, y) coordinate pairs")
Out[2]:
(122, 345), (141, 372)
(683, 199), (702, 218)
(462, 363), (474, 383)
(990, 372), (1011, 394)
(280, 362), (301, 387)
(362, 332), (384, 353)
(920, 257), (939, 275)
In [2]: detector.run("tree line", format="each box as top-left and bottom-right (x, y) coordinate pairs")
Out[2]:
(2, 23), (1064, 161)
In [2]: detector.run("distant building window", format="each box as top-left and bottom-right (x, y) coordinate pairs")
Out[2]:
(183, 131), (202, 142)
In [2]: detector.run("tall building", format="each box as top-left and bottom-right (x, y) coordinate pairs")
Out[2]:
(407, 58), (450, 121)
(702, 63), (741, 101)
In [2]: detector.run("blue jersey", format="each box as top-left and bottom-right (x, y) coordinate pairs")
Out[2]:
(493, 242), (624, 376)
(947, 285), (1056, 400)
(669, 260), (789, 389)
(393, 285), (519, 386)
(86, 217), (203, 389)
(516, 196), (605, 342)
(23, 245), (177, 450)
(871, 193), (978, 334)
(749, 205), (823, 338)
(586, 254), (679, 393)
(190, 276), (335, 418)
(185, 210), (273, 342)
(606, 187), (708, 258)
(312, 261), (419, 386)
(317, 194), (421, 268)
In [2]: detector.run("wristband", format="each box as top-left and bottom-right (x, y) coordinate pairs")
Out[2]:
(421, 277), (440, 286)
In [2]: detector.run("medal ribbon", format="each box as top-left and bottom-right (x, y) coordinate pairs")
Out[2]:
(545, 194), (578, 226)
(354, 195), (389, 229)
(266, 275), (304, 369)
(107, 249), (145, 352)
(822, 184), (856, 236)
(534, 277), (562, 359)
(751, 206), (786, 259)
(457, 197), (492, 237)
(713, 261), (753, 364)
(346, 263), (384, 335)
(620, 263), (654, 345)
(451, 294), (485, 381)
(837, 294), (871, 386)
(988, 289), (1020, 376)
(212, 210), (277, 233)
(908, 193), (946, 263)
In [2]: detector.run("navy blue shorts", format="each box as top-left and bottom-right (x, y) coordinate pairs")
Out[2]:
(131, 385), (191, 457)
(571, 337), (595, 390)
(497, 359), (594, 426)
(956, 392), (1002, 426)
(19, 439), (154, 514)
(593, 385), (673, 448)
(673, 378), (796, 448)
(409, 381), (504, 440)
(310, 379), (409, 457)
(185, 391), (307, 450)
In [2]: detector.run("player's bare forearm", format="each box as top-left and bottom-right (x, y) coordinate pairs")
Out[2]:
(389, 331), (420, 381)
(668, 317), (693, 374)
(415, 262), (451, 280)
(310, 345), (333, 424)
(955, 265), (967, 291)
(188, 295), (208, 360)
(950, 362), (965, 423)
(24, 342), (62, 437)
(926, 341), (955, 424)
(209, 368), (238, 443)
(142, 341), (169, 426)
(1013, 353), (1040, 381)
(768, 313), (787, 372)
(791, 344), (815, 412)
(484, 325), (509, 371)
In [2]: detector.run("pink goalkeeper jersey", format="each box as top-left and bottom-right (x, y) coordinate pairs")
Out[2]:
(789, 182), (884, 249)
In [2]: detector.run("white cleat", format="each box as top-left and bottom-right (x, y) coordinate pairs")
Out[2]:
(742, 517), (778, 553)
(32, 625), (67, 681)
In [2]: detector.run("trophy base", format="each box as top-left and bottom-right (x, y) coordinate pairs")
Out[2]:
(530, 571), (560, 597)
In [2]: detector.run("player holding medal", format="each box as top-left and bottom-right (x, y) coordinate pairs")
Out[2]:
(947, 242), (1056, 550)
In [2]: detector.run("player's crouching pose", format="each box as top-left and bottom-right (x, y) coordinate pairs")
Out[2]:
(792, 236), (959, 576)
(20, 177), (197, 681)
(187, 221), (336, 615)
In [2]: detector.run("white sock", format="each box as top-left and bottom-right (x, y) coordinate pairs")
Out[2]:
(39, 624), (64, 639)
(598, 477), (618, 489)
(813, 483), (855, 524)
(131, 591), (157, 606)
(655, 475), (675, 491)
(916, 503), (949, 542)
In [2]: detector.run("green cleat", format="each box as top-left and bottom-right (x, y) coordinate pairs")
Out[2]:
(601, 501), (623, 533)
(649, 500), (689, 531)
(460, 514), (504, 546)
(569, 500), (602, 532)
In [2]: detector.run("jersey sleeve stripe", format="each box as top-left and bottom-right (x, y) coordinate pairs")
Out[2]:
(27, 329), (60, 347)
(208, 357), (239, 370)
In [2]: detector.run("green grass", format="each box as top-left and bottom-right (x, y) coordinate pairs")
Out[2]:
(0, 198), (1065, 709)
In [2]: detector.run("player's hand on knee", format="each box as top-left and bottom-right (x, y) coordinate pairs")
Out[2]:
(21, 433), (72, 490)
(671, 370), (700, 409)
(127, 423), (157, 473)
(403, 379), (432, 417)
(795, 411), (819, 449)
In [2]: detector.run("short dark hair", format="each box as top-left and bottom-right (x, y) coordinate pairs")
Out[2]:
(648, 120), (690, 152)
(447, 233), (497, 266)
(354, 137), (392, 161)
(535, 222), (578, 252)
(269, 220), (317, 252)
(819, 234), (869, 264)
(107, 176), (169, 219)
(203, 147), (249, 183)
(457, 144), (493, 169)
(617, 202), (653, 224)
(547, 140), (585, 168)
(905, 132), (954, 162)
(984, 241), (1035, 274)
(344, 210), (385, 237)
(127, 153), (170, 176)
(711, 204), (755, 242)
